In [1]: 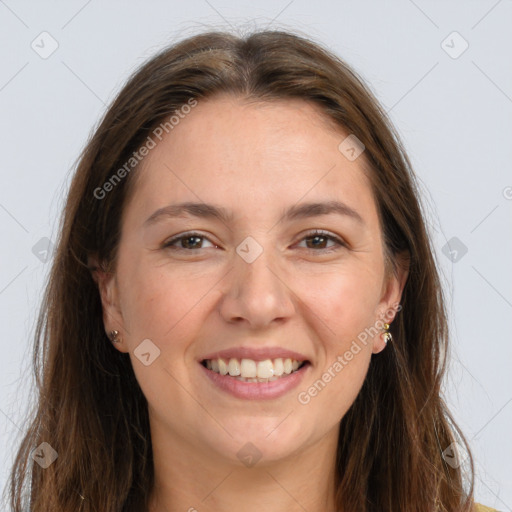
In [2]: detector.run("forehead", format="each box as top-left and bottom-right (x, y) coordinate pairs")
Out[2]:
(124, 95), (379, 228)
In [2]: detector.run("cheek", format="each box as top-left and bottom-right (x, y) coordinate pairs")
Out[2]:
(295, 265), (382, 338)
(118, 261), (219, 350)
(293, 267), (378, 406)
(311, 353), (371, 425)
(118, 266), (210, 402)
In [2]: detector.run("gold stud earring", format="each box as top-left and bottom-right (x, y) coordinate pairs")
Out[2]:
(382, 323), (392, 345)
(109, 330), (121, 344)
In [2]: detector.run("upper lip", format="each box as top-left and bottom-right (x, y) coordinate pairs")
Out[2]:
(199, 346), (310, 363)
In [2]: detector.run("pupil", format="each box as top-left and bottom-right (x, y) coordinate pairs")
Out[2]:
(184, 236), (201, 249)
(308, 235), (325, 249)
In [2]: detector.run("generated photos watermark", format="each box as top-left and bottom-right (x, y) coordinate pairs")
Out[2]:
(93, 97), (198, 200)
(297, 302), (401, 405)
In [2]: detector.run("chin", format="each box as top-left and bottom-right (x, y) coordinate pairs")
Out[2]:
(203, 416), (307, 467)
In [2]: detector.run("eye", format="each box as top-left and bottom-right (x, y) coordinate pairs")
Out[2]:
(296, 230), (346, 252)
(162, 232), (217, 251)
(162, 230), (346, 253)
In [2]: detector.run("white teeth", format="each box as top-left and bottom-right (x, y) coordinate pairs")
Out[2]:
(204, 356), (306, 380)
(228, 358), (241, 376)
(273, 358), (284, 376)
(257, 359), (273, 379)
(218, 358), (228, 375)
(240, 359), (257, 378)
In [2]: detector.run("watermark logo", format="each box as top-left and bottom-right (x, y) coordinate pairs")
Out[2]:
(31, 31), (59, 59)
(236, 236), (264, 264)
(236, 442), (262, 468)
(442, 441), (467, 468)
(31, 237), (54, 263)
(31, 441), (58, 468)
(441, 31), (469, 60)
(134, 338), (161, 366)
(338, 134), (365, 161)
(442, 236), (468, 263)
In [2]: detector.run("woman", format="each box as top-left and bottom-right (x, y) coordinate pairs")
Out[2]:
(6, 28), (496, 511)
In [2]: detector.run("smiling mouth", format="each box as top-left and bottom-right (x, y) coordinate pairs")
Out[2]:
(200, 357), (310, 383)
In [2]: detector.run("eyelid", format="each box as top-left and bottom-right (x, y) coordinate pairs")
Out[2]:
(162, 231), (218, 250)
(296, 229), (347, 251)
(162, 229), (347, 251)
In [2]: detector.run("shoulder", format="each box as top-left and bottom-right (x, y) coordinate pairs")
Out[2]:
(474, 503), (499, 512)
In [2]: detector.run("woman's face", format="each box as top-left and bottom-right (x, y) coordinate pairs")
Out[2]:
(98, 95), (407, 467)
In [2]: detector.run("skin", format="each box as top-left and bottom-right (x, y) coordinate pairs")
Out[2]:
(95, 95), (409, 512)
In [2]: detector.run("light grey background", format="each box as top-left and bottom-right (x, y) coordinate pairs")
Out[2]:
(1, 0), (511, 510)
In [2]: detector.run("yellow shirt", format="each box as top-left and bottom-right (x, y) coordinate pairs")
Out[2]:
(475, 504), (499, 512)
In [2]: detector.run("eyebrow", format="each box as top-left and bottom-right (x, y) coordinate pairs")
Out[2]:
(143, 200), (365, 227)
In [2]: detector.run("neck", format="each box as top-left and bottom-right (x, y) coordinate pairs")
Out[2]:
(147, 423), (340, 512)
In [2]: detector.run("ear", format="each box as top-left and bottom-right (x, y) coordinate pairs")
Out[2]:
(88, 253), (129, 353)
(372, 250), (409, 354)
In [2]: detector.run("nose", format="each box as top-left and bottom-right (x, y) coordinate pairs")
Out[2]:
(218, 244), (296, 328)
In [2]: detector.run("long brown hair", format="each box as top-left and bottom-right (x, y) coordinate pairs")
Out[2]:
(6, 28), (476, 511)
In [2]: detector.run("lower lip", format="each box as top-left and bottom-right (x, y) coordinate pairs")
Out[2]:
(199, 362), (310, 400)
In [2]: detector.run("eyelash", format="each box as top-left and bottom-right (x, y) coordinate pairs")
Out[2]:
(162, 230), (346, 253)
